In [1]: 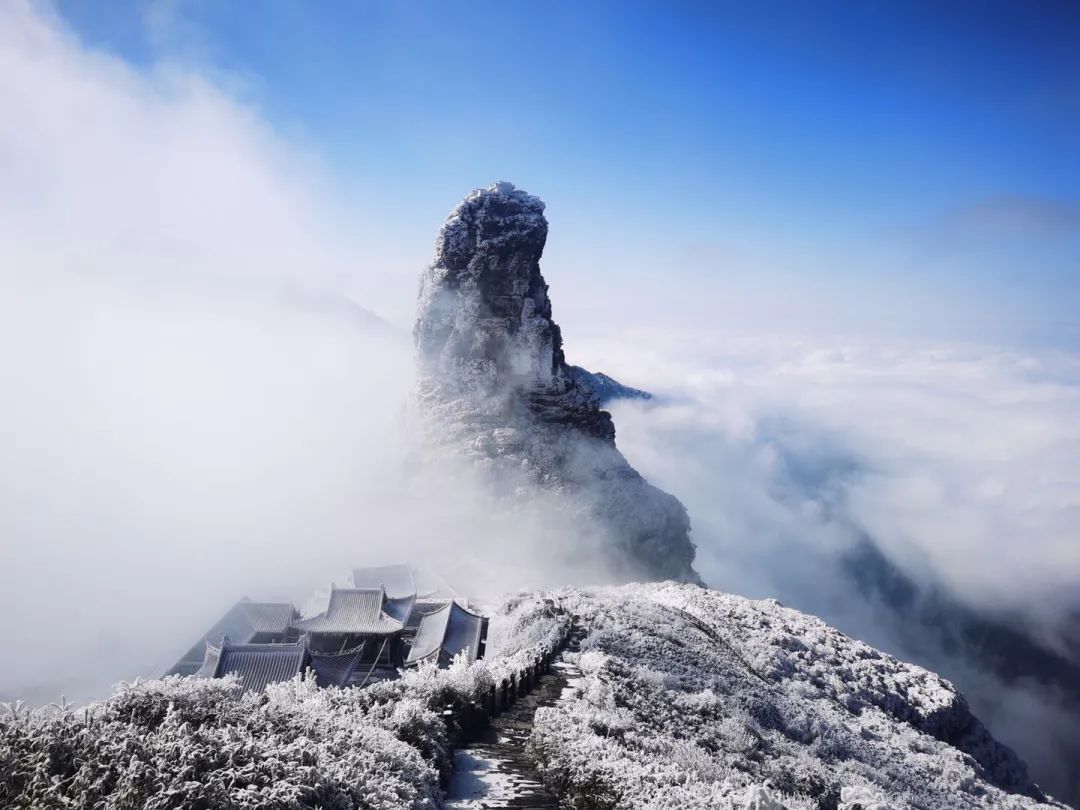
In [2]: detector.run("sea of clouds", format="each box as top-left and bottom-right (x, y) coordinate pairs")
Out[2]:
(581, 332), (1080, 623)
(576, 331), (1080, 802)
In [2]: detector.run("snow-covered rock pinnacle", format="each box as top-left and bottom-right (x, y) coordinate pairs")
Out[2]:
(415, 182), (700, 583)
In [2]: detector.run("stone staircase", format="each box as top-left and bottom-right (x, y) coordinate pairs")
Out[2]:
(446, 628), (584, 809)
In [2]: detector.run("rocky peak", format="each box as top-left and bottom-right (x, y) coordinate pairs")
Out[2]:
(418, 183), (568, 400)
(415, 182), (700, 583)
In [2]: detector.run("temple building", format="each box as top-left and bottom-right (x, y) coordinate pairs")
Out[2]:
(296, 586), (407, 686)
(406, 600), (486, 667)
(199, 639), (309, 695)
(165, 564), (487, 694)
(166, 599), (300, 677)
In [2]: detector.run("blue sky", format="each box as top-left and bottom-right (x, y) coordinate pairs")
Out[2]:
(54, 0), (1080, 346)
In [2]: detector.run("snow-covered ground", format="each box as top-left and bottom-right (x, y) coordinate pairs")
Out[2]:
(3, 585), (1065, 808)
(526, 584), (1066, 809)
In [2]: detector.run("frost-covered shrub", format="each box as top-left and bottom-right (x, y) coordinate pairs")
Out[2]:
(526, 709), (623, 809)
(522, 585), (1064, 810)
(385, 698), (450, 767)
(399, 653), (493, 710)
(485, 591), (571, 679)
(837, 785), (894, 810)
(105, 673), (243, 728)
(0, 588), (573, 809)
(1, 674), (441, 809)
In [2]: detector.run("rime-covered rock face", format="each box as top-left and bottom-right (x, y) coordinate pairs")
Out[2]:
(415, 182), (699, 583)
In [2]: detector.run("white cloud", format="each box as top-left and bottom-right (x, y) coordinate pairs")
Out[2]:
(0, 4), (658, 703)
(0, 2), (503, 699)
(578, 332), (1080, 622)
(570, 330), (1080, 799)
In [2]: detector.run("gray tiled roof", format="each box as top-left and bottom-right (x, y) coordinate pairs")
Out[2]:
(169, 659), (203, 678)
(384, 594), (415, 624)
(405, 602), (452, 665)
(405, 599), (451, 631)
(406, 601), (484, 665)
(239, 602), (296, 634)
(443, 601), (484, 663)
(212, 640), (307, 695)
(351, 565), (416, 599)
(293, 588), (403, 635)
(166, 599), (299, 677)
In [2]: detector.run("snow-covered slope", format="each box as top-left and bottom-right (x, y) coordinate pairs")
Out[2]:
(5, 583), (1062, 808)
(526, 584), (1064, 809)
(413, 182), (698, 583)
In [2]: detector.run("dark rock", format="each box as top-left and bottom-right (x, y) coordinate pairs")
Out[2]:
(567, 366), (653, 405)
(414, 182), (700, 583)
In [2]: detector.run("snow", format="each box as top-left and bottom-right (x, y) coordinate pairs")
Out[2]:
(446, 748), (530, 806)
(3, 584), (1063, 808)
(0, 596), (566, 809)
(1, 674), (443, 808)
(414, 183), (699, 584)
(524, 584), (1064, 809)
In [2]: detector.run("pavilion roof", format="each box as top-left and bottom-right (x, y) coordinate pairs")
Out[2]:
(384, 594), (416, 624)
(165, 599), (298, 677)
(293, 587), (403, 635)
(208, 640), (308, 695)
(405, 600), (484, 666)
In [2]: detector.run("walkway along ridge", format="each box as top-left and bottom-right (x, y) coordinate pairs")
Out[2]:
(444, 611), (585, 809)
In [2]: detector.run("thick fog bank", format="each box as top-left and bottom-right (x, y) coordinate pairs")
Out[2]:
(0, 284), (626, 704)
(0, 3), (619, 705)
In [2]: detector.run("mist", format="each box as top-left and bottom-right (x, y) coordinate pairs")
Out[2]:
(2, 2), (1078, 802)
(0, 3), (613, 705)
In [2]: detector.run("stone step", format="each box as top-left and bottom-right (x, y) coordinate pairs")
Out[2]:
(445, 627), (584, 808)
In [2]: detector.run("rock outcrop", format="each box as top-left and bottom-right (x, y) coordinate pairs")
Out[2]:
(414, 182), (699, 583)
(567, 365), (653, 405)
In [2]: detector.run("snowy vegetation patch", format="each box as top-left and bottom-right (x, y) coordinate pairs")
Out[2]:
(1, 675), (441, 809)
(525, 584), (1064, 809)
(484, 591), (573, 679)
(0, 594), (569, 809)
(6, 584), (1059, 809)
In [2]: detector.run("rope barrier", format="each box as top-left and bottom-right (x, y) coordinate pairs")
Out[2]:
(355, 636), (390, 689)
